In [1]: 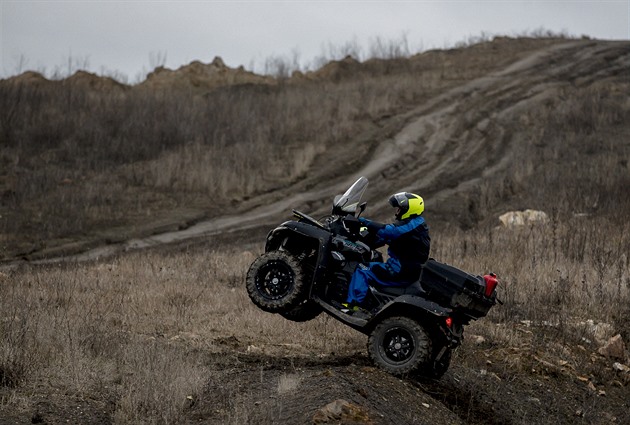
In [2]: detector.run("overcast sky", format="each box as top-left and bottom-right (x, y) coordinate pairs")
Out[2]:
(2, 1), (629, 82)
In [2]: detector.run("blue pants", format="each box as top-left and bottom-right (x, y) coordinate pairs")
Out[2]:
(346, 259), (408, 305)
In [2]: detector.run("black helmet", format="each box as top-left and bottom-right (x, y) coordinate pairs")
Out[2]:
(389, 192), (425, 220)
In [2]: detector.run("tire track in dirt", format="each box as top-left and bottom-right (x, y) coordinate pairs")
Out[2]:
(358, 40), (630, 229)
(364, 41), (628, 206)
(11, 40), (630, 266)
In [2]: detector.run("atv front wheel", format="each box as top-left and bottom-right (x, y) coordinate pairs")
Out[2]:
(368, 316), (432, 376)
(246, 251), (307, 313)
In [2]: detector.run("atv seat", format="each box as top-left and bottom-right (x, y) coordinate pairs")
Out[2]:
(371, 280), (425, 297)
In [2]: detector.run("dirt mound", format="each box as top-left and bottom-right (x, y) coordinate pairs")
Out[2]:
(139, 56), (276, 91)
(2, 70), (51, 86)
(1, 70), (128, 93)
(64, 70), (128, 92)
(191, 353), (465, 425)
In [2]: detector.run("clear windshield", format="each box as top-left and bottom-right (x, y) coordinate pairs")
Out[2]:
(333, 176), (368, 215)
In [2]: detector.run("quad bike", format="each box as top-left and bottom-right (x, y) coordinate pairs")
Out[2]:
(246, 177), (499, 378)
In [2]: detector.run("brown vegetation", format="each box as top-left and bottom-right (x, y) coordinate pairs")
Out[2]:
(1, 35), (630, 423)
(1, 219), (628, 423)
(0, 36), (564, 261)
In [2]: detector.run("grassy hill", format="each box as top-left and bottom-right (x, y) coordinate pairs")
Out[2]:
(4, 36), (618, 261)
(1, 36), (629, 424)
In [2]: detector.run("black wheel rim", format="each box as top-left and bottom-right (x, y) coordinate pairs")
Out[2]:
(255, 259), (295, 300)
(382, 326), (415, 364)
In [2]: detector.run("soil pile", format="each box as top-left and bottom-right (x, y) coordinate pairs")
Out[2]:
(139, 56), (276, 90)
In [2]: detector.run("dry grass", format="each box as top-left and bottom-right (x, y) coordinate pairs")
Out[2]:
(0, 247), (364, 423)
(435, 220), (630, 330)
(2, 211), (628, 422)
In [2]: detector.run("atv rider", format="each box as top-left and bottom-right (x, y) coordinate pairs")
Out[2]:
(344, 192), (430, 310)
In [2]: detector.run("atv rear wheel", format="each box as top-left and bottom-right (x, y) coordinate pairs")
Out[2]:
(280, 300), (322, 322)
(246, 251), (307, 313)
(368, 316), (432, 377)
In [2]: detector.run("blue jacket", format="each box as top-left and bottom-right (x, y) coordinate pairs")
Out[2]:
(360, 215), (430, 281)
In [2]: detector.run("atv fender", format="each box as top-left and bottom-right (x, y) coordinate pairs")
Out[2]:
(265, 221), (330, 253)
(369, 295), (462, 347)
(265, 221), (332, 295)
(372, 294), (452, 324)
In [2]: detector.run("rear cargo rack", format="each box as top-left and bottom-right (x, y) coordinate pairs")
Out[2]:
(420, 259), (496, 320)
